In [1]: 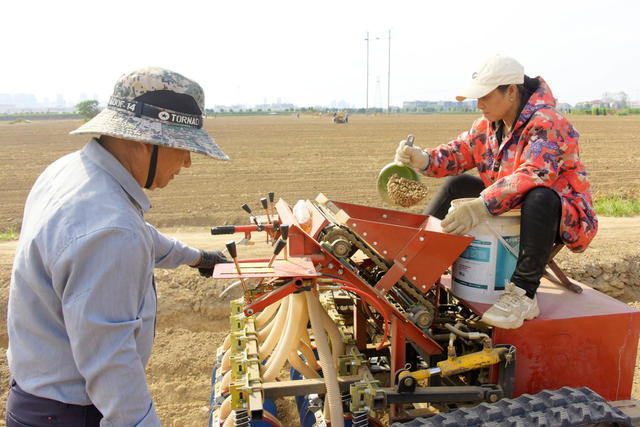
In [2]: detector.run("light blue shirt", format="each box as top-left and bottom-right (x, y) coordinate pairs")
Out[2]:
(7, 138), (201, 426)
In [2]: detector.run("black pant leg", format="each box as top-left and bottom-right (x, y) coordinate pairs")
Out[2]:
(6, 381), (102, 427)
(422, 174), (486, 219)
(510, 187), (562, 298)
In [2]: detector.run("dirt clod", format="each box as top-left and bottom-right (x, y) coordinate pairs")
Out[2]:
(387, 173), (428, 207)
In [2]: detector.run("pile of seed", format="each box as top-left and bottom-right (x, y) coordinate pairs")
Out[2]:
(387, 173), (428, 207)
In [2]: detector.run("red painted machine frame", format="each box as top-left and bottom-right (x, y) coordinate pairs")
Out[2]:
(216, 197), (640, 401)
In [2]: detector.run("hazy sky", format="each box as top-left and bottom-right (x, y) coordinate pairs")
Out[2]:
(3, 0), (639, 108)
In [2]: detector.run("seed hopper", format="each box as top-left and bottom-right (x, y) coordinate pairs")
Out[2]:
(208, 194), (640, 427)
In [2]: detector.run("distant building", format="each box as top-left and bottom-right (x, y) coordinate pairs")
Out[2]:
(402, 99), (477, 111)
(254, 102), (295, 111)
(575, 100), (608, 109)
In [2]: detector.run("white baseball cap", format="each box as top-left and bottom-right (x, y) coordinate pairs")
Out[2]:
(456, 55), (524, 101)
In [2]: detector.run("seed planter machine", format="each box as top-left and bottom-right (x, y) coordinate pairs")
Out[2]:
(208, 194), (640, 427)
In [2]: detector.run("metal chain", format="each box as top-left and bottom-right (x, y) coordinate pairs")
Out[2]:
(316, 205), (434, 316)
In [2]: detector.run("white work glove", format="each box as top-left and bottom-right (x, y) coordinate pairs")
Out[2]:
(441, 197), (491, 235)
(394, 140), (430, 170)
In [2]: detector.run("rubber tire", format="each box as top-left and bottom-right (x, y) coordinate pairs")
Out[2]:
(391, 386), (632, 427)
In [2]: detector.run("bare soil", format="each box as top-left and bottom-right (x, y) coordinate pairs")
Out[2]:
(0, 115), (639, 425)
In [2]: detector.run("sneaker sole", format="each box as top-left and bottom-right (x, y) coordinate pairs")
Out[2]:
(482, 307), (540, 329)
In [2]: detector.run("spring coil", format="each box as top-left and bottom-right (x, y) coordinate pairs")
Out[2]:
(352, 410), (369, 426)
(234, 409), (250, 426)
(341, 390), (351, 412)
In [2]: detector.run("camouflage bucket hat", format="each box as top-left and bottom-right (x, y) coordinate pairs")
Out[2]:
(70, 67), (229, 160)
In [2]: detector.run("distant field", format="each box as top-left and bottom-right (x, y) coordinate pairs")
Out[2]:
(1, 114), (639, 232)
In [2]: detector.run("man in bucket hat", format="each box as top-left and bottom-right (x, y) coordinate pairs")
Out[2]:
(6, 67), (229, 426)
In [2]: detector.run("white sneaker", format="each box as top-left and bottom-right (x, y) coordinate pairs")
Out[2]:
(481, 282), (540, 329)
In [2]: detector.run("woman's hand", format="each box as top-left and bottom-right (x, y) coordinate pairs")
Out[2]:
(441, 197), (491, 235)
(394, 140), (430, 170)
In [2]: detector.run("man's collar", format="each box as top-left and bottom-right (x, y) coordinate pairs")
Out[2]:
(82, 138), (152, 213)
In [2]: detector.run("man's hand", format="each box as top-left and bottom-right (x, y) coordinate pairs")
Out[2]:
(441, 197), (491, 235)
(190, 250), (230, 277)
(394, 140), (429, 170)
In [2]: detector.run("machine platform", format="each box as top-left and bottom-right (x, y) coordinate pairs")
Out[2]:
(442, 275), (640, 401)
(212, 257), (317, 279)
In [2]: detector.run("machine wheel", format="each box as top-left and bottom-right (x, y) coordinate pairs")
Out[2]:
(391, 386), (632, 427)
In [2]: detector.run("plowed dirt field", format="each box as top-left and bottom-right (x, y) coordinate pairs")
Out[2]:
(0, 114), (639, 426)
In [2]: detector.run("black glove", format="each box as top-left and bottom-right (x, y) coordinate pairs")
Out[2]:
(191, 250), (230, 278)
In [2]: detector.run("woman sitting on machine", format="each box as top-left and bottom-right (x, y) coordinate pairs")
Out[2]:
(393, 54), (597, 329)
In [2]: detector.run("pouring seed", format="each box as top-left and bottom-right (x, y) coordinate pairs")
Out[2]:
(387, 173), (428, 207)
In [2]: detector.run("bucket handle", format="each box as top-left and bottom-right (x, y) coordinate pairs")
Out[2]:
(483, 221), (518, 259)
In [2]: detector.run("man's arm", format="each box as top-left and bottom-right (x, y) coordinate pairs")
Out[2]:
(53, 228), (161, 426)
(146, 222), (201, 268)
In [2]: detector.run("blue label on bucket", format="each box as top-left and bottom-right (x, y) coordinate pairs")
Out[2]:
(453, 277), (488, 290)
(495, 235), (520, 290)
(458, 239), (491, 262)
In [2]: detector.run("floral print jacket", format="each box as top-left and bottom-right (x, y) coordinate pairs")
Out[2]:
(422, 78), (597, 252)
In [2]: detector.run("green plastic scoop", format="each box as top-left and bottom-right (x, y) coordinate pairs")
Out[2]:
(377, 135), (420, 204)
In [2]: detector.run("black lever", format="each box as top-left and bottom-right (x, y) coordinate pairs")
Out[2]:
(267, 238), (287, 268)
(225, 241), (238, 259)
(261, 197), (272, 224)
(279, 224), (289, 241)
(225, 240), (247, 294)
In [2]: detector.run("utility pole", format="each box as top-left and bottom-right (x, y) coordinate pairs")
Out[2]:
(387, 29), (391, 114)
(365, 32), (370, 110)
(377, 30), (392, 114)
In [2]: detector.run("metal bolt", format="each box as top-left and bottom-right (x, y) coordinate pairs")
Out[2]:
(352, 223), (357, 227)
(338, 269), (343, 275)
(404, 377), (415, 387)
(403, 267), (407, 272)
(412, 276), (416, 280)
(382, 214), (388, 219)
(419, 236), (424, 241)
(373, 241), (378, 245)
(489, 393), (499, 403)
(401, 256), (406, 262)
(383, 250), (388, 255)
(363, 232), (367, 236)
(246, 308), (254, 315)
(328, 263), (334, 269)
(422, 285), (426, 289)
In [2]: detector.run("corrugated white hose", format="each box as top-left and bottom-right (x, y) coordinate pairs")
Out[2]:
(221, 369), (232, 393)
(221, 410), (234, 427)
(258, 296), (290, 361)
(288, 348), (320, 379)
(257, 317), (274, 343)
(222, 333), (231, 352)
(298, 339), (319, 371)
(318, 300), (345, 368)
(256, 301), (281, 343)
(305, 290), (345, 427)
(263, 293), (309, 382)
(220, 395), (232, 421)
(221, 345), (232, 371)
(255, 299), (281, 330)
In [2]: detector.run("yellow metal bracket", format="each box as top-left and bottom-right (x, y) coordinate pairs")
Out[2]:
(350, 378), (386, 413)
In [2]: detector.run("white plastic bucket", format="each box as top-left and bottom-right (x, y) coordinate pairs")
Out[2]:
(450, 198), (520, 304)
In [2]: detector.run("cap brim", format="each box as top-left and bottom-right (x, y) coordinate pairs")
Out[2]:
(70, 109), (229, 160)
(455, 82), (498, 102)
